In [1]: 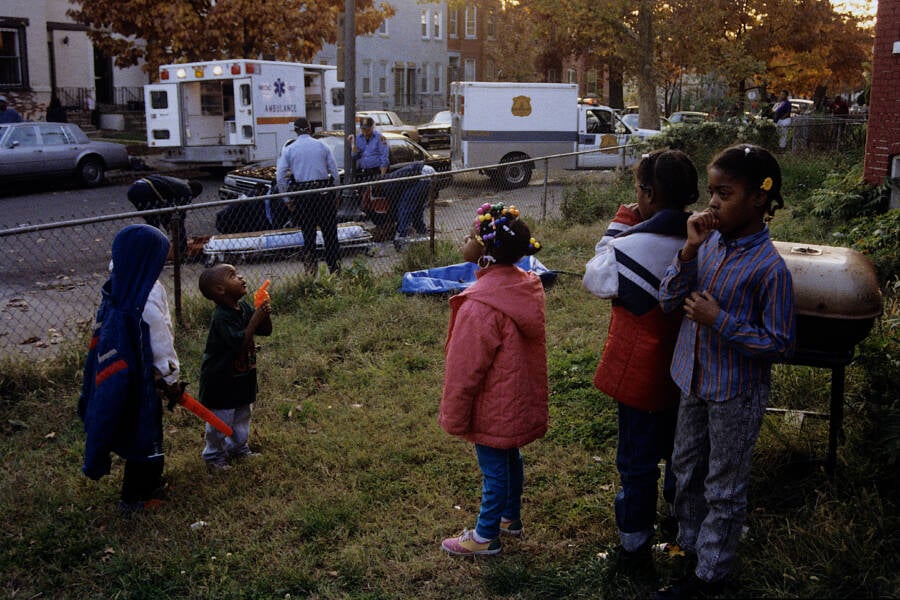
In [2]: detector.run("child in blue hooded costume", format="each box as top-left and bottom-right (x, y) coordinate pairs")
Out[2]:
(79, 224), (178, 513)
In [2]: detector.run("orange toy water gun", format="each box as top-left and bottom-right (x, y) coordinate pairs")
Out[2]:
(163, 382), (233, 437)
(179, 391), (234, 437)
(254, 279), (271, 308)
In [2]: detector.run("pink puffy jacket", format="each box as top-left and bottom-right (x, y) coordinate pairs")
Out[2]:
(439, 264), (549, 449)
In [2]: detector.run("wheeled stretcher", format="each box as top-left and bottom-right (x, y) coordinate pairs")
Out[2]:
(202, 222), (373, 267)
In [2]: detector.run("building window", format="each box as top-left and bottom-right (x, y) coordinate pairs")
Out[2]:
(448, 10), (458, 38)
(433, 11), (442, 39)
(464, 58), (476, 81)
(465, 6), (477, 39)
(421, 64), (429, 93)
(0, 19), (28, 88)
(487, 9), (496, 39)
(362, 61), (372, 94)
(433, 62), (441, 94)
(486, 60), (495, 81)
(567, 68), (577, 84)
(586, 69), (598, 95)
(377, 17), (389, 35)
(547, 68), (557, 83)
(378, 62), (387, 94)
(421, 10), (429, 38)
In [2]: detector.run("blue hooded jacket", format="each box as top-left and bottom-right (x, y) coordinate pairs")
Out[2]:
(78, 225), (170, 480)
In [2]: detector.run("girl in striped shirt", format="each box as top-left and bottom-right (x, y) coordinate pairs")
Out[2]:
(656, 144), (796, 599)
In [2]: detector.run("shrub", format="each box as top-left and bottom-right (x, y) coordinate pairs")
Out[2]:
(842, 208), (900, 283)
(561, 177), (630, 226)
(641, 119), (779, 169)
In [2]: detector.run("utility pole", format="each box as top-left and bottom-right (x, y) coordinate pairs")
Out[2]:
(342, 0), (357, 185)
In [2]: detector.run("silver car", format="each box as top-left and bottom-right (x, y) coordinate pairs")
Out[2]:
(0, 122), (130, 187)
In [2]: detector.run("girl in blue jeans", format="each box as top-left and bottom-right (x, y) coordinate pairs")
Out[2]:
(438, 203), (548, 556)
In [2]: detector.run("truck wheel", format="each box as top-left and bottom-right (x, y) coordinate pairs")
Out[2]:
(78, 157), (106, 187)
(493, 155), (532, 189)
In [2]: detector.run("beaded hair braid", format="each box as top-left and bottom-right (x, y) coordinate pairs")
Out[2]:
(474, 202), (541, 256)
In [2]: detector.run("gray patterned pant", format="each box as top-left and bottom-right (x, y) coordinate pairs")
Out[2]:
(672, 385), (768, 583)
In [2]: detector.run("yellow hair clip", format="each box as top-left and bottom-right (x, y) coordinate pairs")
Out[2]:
(760, 177), (773, 191)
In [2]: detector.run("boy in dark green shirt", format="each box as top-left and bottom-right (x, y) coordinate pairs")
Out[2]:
(198, 264), (272, 472)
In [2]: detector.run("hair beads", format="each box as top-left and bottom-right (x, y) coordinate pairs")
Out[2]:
(474, 202), (527, 248)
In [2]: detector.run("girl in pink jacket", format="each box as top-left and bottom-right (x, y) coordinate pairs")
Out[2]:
(439, 202), (548, 557)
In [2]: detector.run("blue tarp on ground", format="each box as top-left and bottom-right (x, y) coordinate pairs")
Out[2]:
(401, 256), (555, 294)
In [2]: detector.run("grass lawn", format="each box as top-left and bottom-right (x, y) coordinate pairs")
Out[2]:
(0, 180), (897, 598)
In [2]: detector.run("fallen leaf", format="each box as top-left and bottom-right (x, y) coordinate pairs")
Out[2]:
(44, 432), (56, 439)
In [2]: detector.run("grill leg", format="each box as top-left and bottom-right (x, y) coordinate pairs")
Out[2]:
(826, 365), (845, 475)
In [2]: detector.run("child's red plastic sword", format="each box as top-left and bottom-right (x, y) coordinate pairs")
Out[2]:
(178, 391), (233, 437)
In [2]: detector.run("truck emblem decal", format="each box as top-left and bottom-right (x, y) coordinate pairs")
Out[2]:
(511, 96), (532, 117)
(273, 78), (286, 97)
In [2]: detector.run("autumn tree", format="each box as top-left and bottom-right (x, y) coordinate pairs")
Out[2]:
(67, 0), (395, 79)
(482, 2), (541, 82)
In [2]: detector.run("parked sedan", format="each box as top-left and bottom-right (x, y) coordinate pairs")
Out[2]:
(417, 110), (451, 149)
(666, 111), (710, 125)
(356, 111), (420, 143)
(0, 122), (130, 187)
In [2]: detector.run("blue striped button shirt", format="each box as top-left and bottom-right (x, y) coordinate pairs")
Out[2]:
(659, 227), (796, 402)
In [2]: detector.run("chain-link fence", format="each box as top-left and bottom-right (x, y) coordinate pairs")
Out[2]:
(0, 148), (622, 359)
(0, 115), (866, 360)
(776, 114), (868, 153)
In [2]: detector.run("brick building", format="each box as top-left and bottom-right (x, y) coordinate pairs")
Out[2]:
(863, 0), (900, 208)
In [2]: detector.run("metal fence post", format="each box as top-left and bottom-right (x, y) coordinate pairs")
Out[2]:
(170, 213), (184, 328)
(428, 176), (436, 256)
(542, 158), (549, 221)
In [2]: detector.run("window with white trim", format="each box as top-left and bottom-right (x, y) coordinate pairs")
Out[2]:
(464, 6), (477, 39)
(421, 10), (429, 38)
(432, 11), (442, 39)
(378, 62), (387, 94)
(567, 68), (577, 84)
(487, 9), (496, 39)
(586, 69), (598, 95)
(421, 64), (429, 93)
(362, 60), (372, 95)
(433, 62), (441, 94)
(377, 17), (389, 35)
(0, 20), (28, 88)
(448, 9), (458, 38)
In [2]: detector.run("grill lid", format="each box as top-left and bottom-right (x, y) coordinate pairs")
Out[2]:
(773, 241), (883, 320)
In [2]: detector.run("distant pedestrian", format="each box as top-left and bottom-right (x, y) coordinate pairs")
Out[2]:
(46, 95), (67, 123)
(772, 90), (792, 149)
(0, 95), (23, 124)
(830, 95), (849, 116)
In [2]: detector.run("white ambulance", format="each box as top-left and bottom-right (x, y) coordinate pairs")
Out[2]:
(145, 59), (344, 167)
(450, 81), (659, 188)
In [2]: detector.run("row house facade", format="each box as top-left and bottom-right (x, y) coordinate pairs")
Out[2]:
(6, 0), (609, 125)
(1, 0), (145, 121)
